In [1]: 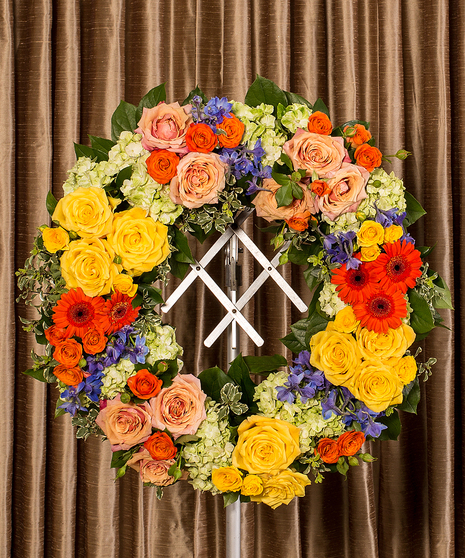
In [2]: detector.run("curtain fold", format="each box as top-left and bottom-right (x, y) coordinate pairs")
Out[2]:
(7, 1), (460, 556)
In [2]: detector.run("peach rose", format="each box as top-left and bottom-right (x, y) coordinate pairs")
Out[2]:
(95, 395), (153, 451)
(252, 178), (315, 223)
(313, 163), (369, 221)
(148, 374), (207, 439)
(127, 449), (176, 486)
(282, 129), (347, 178)
(135, 102), (193, 153)
(169, 152), (228, 209)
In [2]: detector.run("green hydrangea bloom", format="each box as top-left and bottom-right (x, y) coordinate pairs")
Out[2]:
(100, 358), (136, 399)
(62, 157), (120, 195)
(183, 401), (235, 494)
(280, 103), (312, 133)
(318, 281), (347, 318)
(145, 324), (183, 364)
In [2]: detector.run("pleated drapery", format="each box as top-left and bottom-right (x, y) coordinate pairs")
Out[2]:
(2, 1), (461, 557)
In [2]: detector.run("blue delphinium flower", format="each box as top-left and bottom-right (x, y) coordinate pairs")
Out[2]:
(323, 230), (360, 269)
(204, 97), (232, 125)
(59, 384), (87, 416)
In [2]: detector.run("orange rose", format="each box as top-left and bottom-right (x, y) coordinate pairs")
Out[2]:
(53, 339), (83, 368)
(82, 327), (107, 355)
(146, 150), (180, 184)
(217, 114), (245, 148)
(53, 364), (84, 386)
(127, 369), (163, 399)
(316, 438), (340, 464)
(307, 111), (333, 135)
(344, 124), (372, 148)
(337, 431), (365, 456)
(45, 325), (69, 346)
(286, 211), (313, 231)
(144, 431), (177, 460)
(311, 180), (331, 197)
(354, 144), (383, 172)
(185, 123), (217, 153)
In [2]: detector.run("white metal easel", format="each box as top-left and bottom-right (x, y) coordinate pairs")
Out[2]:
(161, 209), (307, 558)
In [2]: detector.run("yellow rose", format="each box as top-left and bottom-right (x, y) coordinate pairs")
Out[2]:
(211, 467), (243, 492)
(60, 238), (121, 297)
(384, 224), (404, 244)
(350, 360), (404, 412)
(333, 306), (360, 334)
(356, 220), (384, 247)
(360, 245), (381, 262)
(392, 355), (417, 385)
(232, 416), (301, 474)
(42, 226), (70, 253)
(241, 475), (264, 496)
(106, 207), (170, 276)
(112, 274), (138, 297)
(357, 324), (415, 360)
(310, 329), (362, 387)
(52, 186), (113, 238)
(250, 470), (311, 509)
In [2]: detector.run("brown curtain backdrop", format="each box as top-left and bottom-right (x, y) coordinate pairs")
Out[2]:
(2, 0), (461, 556)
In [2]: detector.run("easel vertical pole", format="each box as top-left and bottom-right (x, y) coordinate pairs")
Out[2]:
(225, 230), (241, 558)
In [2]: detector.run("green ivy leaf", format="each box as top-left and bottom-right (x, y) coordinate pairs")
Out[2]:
(403, 191), (426, 228)
(244, 76), (288, 115)
(111, 100), (137, 142)
(46, 191), (58, 217)
(198, 366), (233, 402)
(135, 84), (167, 122)
(397, 377), (421, 414)
(409, 289), (435, 335)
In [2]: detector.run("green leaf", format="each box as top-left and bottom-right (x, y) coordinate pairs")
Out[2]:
(183, 86), (208, 105)
(403, 191), (426, 228)
(275, 183), (293, 207)
(244, 76), (288, 114)
(432, 273), (453, 310)
(242, 354), (287, 375)
(303, 267), (321, 292)
(290, 319), (309, 349)
(409, 289), (435, 335)
(55, 398), (66, 418)
(137, 284), (164, 305)
(417, 245), (435, 257)
(280, 152), (294, 170)
(283, 90), (312, 109)
(74, 143), (98, 160)
(227, 355), (259, 412)
(111, 100), (137, 142)
(312, 98), (330, 117)
(169, 258), (190, 280)
(378, 410), (401, 441)
(304, 312), (330, 347)
(291, 182), (304, 199)
(172, 228), (195, 264)
(271, 170), (291, 187)
(46, 191), (58, 217)
(397, 377), (421, 414)
(175, 434), (200, 445)
(280, 331), (306, 354)
(332, 119), (370, 137)
(223, 492), (240, 507)
(23, 368), (48, 382)
(89, 135), (116, 158)
(135, 84), (167, 122)
(111, 446), (139, 469)
(336, 457), (349, 477)
(188, 223), (216, 243)
(114, 165), (134, 189)
(198, 366), (233, 402)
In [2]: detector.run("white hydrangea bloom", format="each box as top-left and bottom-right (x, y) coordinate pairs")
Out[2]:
(62, 157), (119, 195)
(107, 131), (147, 167)
(318, 281), (347, 318)
(254, 371), (346, 454)
(280, 103), (312, 133)
(100, 358), (136, 399)
(149, 185), (184, 225)
(183, 401), (234, 494)
(145, 324), (183, 364)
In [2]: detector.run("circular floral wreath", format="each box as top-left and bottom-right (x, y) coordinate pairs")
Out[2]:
(17, 76), (451, 509)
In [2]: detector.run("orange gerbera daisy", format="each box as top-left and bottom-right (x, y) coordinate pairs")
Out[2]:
(331, 261), (378, 304)
(368, 240), (422, 294)
(352, 285), (408, 333)
(101, 291), (140, 334)
(52, 288), (106, 338)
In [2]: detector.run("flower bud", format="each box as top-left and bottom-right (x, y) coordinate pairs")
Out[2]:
(356, 211), (367, 222)
(78, 358), (87, 368)
(120, 392), (131, 404)
(157, 361), (169, 373)
(395, 149), (411, 160)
